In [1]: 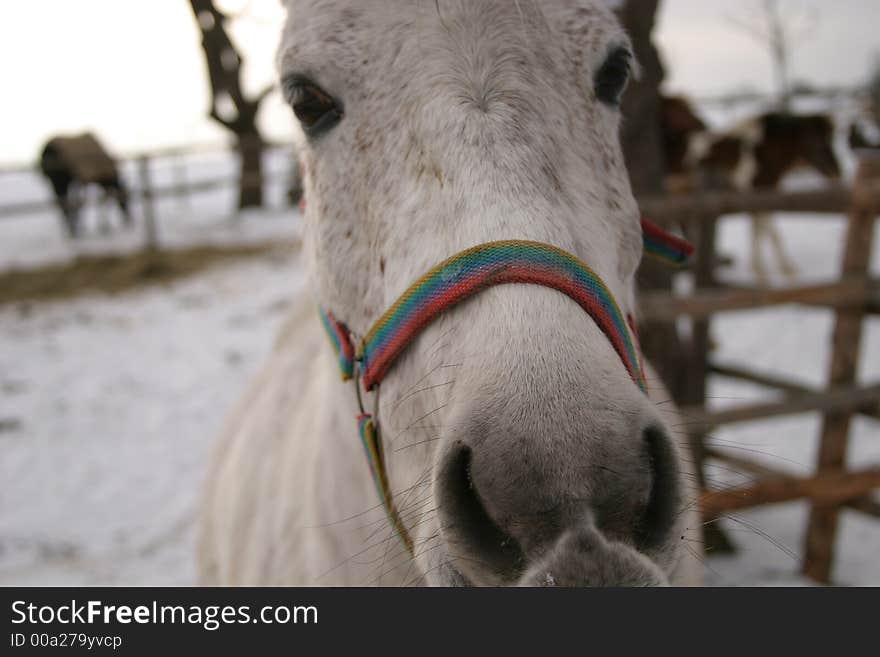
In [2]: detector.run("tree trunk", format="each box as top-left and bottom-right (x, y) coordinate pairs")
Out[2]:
(618, 0), (665, 198)
(188, 0), (270, 210)
(616, 0), (690, 405)
(238, 133), (264, 209)
(616, 0), (734, 555)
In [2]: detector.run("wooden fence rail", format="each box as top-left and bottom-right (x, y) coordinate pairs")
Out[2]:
(704, 449), (880, 521)
(0, 143), (297, 221)
(639, 182), (880, 226)
(0, 171), (292, 221)
(700, 468), (880, 520)
(681, 382), (880, 430)
(709, 362), (880, 422)
(641, 277), (879, 321)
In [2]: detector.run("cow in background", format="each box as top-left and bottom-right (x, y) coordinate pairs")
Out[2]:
(659, 97), (841, 282)
(39, 133), (132, 238)
(660, 96), (708, 195)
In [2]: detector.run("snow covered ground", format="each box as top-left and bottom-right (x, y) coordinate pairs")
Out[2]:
(0, 248), (304, 586)
(1, 145), (878, 586)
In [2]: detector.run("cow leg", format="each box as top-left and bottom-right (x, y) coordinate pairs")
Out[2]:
(750, 212), (769, 285)
(106, 177), (133, 228)
(47, 174), (77, 238)
(63, 184), (84, 238)
(767, 216), (798, 279)
(97, 187), (113, 235)
(61, 199), (79, 238)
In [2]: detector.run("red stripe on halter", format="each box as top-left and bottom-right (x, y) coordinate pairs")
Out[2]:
(640, 218), (694, 260)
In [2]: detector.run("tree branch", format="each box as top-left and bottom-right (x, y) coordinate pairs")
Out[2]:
(254, 84), (276, 106)
(188, 0), (262, 136)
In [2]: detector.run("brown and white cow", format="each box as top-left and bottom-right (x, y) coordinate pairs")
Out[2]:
(659, 97), (841, 282)
(659, 95), (708, 196)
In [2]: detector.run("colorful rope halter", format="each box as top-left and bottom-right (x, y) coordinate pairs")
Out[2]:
(319, 218), (692, 554)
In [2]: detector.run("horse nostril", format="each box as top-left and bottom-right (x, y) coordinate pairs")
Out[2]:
(436, 444), (524, 583)
(634, 427), (682, 551)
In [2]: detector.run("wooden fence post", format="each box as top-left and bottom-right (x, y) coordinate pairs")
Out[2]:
(138, 155), (159, 251)
(173, 153), (191, 212)
(803, 154), (880, 583)
(685, 211), (732, 551)
(685, 213), (717, 465)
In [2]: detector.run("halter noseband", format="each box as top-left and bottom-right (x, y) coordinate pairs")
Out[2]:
(319, 218), (692, 554)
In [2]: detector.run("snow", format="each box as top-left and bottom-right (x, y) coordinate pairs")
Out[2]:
(1, 133), (878, 586)
(0, 251), (304, 585)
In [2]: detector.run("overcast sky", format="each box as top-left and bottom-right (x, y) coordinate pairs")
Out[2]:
(1, 0), (878, 163)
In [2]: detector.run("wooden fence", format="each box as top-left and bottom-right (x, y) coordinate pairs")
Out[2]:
(638, 154), (880, 583)
(0, 141), (298, 250)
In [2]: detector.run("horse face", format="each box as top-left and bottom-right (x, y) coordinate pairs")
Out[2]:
(279, 0), (687, 586)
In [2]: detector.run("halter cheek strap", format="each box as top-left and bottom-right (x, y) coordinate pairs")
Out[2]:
(319, 308), (356, 380)
(319, 218), (692, 555)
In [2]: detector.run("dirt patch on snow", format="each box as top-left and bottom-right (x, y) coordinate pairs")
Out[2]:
(0, 240), (299, 305)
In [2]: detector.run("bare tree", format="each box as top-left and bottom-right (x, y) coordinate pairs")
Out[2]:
(616, 0), (691, 402)
(727, 0), (817, 112)
(189, 0), (273, 208)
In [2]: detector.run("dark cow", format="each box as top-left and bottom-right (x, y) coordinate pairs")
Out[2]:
(39, 133), (132, 238)
(659, 97), (841, 280)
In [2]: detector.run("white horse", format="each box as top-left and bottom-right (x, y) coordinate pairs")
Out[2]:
(198, 0), (702, 587)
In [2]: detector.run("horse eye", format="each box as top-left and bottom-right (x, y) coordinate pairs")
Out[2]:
(594, 47), (631, 107)
(284, 77), (343, 137)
